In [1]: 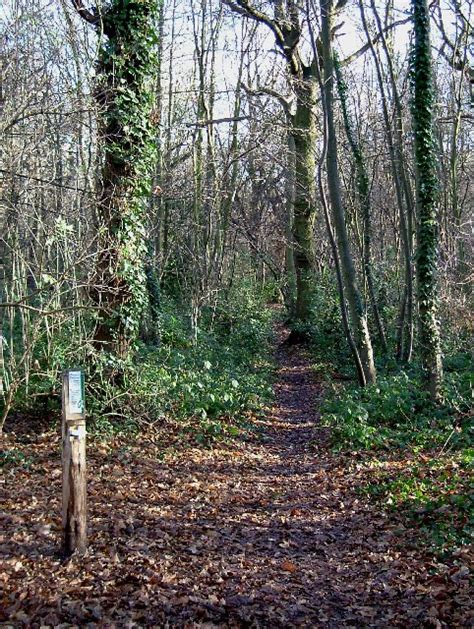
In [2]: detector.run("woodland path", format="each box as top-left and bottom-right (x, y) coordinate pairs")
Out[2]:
(1, 324), (471, 627)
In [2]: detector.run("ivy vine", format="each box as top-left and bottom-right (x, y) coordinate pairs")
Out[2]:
(94, 0), (159, 348)
(410, 0), (443, 396)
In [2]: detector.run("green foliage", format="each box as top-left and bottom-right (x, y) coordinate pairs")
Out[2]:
(94, 0), (160, 343)
(1, 273), (274, 447)
(321, 362), (472, 451)
(99, 1), (158, 172)
(82, 285), (273, 442)
(309, 261), (472, 554)
(410, 0), (443, 396)
(213, 280), (274, 358)
(360, 450), (473, 553)
(291, 272), (352, 374)
(0, 449), (33, 469)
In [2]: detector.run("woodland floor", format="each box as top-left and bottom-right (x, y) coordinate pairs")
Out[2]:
(1, 325), (472, 628)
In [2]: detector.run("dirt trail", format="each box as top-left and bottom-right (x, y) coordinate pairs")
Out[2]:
(1, 325), (470, 627)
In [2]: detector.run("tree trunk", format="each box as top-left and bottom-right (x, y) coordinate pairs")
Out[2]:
(360, 0), (415, 362)
(411, 0), (443, 402)
(290, 74), (318, 322)
(284, 132), (297, 316)
(334, 57), (388, 354)
(73, 1), (158, 358)
(321, 0), (377, 385)
(222, 0), (317, 325)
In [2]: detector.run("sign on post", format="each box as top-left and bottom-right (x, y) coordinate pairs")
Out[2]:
(67, 370), (85, 415)
(62, 369), (87, 556)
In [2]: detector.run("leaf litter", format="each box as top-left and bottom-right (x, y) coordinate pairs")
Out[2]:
(0, 325), (471, 627)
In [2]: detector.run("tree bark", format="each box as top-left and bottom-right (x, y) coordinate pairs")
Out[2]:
(411, 0), (444, 401)
(321, 0), (377, 385)
(72, 0), (158, 357)
(290, 73), (317, 322)
(223, 0), (317, 324)
(368, 0), (415, 362)
(334, 57), (388, 354)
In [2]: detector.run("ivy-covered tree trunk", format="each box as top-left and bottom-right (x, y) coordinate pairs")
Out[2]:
(411, 0), (444, 401)
(284, 132), (297, 318)
(291, 74), (317, 323)
(72, 0), (158, 357)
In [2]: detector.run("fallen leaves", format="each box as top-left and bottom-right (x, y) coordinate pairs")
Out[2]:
(0, 328), (472, 626)
(280, 559), (298, 573)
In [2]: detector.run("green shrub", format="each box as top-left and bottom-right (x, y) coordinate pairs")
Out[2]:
(0, 449), (34, 469)
(321, 365), (472, 451)
(2, 280), (275, 444)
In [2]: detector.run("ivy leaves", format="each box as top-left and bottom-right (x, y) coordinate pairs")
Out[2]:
(410, 0), (444, 400)
(94, 1), (160, 346)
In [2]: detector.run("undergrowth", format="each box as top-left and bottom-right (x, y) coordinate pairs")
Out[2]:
(305, 273), (473, 553)
(320, 356), (472, 554)
(88, 288), (275, 443)
(2, 280), (275, 445)
(0, 448), (34, 469)
(320, 366), (472, 452)
(358, 449), (473, 554)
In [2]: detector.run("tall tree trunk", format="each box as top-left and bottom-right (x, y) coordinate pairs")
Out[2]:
(285, 132), (297, 317)
(73, 0), (159, 357)
(315, 91), (367, 386)
(321, 0), (377, 385)
(334, 57), (388, 354)
(411, 0), (443, 401)
(290, 73), (317, 322)
(223, 0), (317, 325)
(359, 0), (415, 363)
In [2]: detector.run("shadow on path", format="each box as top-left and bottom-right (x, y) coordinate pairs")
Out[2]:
(1, 323), (471, 627)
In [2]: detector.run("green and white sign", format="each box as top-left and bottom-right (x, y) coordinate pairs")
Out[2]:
(68, 370), (85, 415)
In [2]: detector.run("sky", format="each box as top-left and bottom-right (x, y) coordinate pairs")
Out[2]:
(0, 0), (470, 123)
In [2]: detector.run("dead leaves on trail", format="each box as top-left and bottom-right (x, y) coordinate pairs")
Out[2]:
(280, 559), (298, 573)
(1, 332), (472, 627)
(1, 438), (472, 627)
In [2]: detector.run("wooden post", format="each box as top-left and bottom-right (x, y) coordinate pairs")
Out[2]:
(62, 369), (87, 556)
(0, 331), (4, 395)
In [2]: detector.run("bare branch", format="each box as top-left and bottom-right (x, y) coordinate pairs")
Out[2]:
(432, 0), (474, 82)
(186, 116), (249, 128)
(70, 0), (99, 25)
(222, 0), (286, 49)
(341, 15), (411, 66)
(242, 82), (293, 115)
(222, 0), (302, 74)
